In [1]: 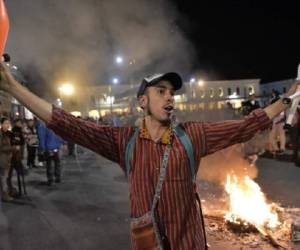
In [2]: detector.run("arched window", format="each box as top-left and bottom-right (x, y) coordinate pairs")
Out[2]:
(199, 90), (205, 98)
(218, 88), (224, 97)
(209, 88), (214, 98)
(192, 90), (196, 98)
(248, 86), (254, 95)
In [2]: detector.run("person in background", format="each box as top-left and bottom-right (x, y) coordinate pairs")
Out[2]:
(24, 119), (39, 168)
(37, 121), (65, 186)
(112, 113), (121, 127)
(286, 104), (300, 166)
(8, 118), (26, 196)
(269, 90), (286, 154)
(67, 140), (75, 157)
(0, 117), (13, 202)
(242, 94), (260, 116)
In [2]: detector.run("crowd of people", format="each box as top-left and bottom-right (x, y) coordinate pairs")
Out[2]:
(0, 117), (66, 202)
(241, 90), (300, 166)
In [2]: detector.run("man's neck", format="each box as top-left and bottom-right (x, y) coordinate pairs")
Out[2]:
(144, 116), (170, 142)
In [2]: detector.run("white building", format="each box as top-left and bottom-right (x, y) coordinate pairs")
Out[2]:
(65, 78), (261, 118)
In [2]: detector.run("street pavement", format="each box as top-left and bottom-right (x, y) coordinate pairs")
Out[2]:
(1, 148), (300, 250)
(0, 149), (130, 250)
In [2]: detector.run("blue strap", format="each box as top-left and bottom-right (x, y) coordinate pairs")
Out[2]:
(125, 128), (139, 177)
(125, 126), (196, 182)
(173, 126), (196, 183)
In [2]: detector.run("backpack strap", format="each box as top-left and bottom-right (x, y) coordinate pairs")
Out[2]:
(125, 128), (139, 177)
(173, 126), (196, 183)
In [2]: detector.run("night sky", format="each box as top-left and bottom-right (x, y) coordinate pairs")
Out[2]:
(172, 0), (299, 82)
(5, 0), (300, 95)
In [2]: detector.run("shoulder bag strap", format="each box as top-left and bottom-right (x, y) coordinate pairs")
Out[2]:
(125, 128), (139, 177)
(151, 143), (172, 250)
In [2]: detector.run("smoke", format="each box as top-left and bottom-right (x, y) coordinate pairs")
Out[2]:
(199, 144), (258, 185)
(5, 0), (196, 94)
(198, 130), (270, 185)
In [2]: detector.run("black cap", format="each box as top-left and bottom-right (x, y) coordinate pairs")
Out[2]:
(137, 72), (182, 98)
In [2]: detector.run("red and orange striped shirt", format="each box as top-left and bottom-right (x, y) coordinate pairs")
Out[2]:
(48, 106), (271, 250)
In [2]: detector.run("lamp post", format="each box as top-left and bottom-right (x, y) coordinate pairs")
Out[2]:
(115, 56), (123, 65)
(58, 83), (74, 108)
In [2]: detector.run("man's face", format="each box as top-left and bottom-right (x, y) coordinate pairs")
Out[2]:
(1, 120), (11, 131)
(140, 80), (175, 124)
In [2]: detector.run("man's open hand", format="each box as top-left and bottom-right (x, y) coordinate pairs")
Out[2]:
(0, 62), (15, 92)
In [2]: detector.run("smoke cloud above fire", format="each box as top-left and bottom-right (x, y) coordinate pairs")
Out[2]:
(5, 0), (195, 94)
(198, 131), (270, 185)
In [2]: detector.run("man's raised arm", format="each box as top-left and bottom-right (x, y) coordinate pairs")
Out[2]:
(264, 80), (300, 120)
(0, 62), (52, 122)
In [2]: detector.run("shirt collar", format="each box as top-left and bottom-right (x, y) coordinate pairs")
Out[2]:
(139, 119), (173, 145)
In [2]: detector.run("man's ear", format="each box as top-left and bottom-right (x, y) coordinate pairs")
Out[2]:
(138, 95), (148, 110)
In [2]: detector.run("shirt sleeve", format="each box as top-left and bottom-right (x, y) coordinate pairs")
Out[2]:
(184, 108), (272, 166)
(47, 106), (133, 168)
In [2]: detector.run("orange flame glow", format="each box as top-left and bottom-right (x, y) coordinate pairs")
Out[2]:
(225, 174), (280, 229)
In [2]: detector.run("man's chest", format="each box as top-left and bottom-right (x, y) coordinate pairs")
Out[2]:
(130, 139), (192, 183)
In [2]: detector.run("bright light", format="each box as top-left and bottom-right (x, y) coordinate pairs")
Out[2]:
(225, 174), (280, 229)
(112, 77), (119, 84)
(107, 96), (115, 104)
(59, 83), (74, 96)
(71, 111), (81, 117)
(190, 78), (196, 83)
(174, 95), (182, 103)
(12, 65), (18, 70)
(115, 56), (123, 64)
(89, 110), (100, 119)
(229, 92), (238, 99)
(57, 98), (62, 107)
(198, 80), (204, 86)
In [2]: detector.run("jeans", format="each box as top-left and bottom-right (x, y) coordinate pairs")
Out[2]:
(0, 167), (9, 197)
(27, 146), (37, 167)
(45, 150), (61, 182)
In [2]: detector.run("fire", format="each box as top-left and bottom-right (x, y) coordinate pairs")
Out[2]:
(225, 174), (281, 229)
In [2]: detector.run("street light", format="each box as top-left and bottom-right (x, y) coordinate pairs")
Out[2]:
(59, 83), (74, 96)
(58, 83), (74, 108)
(112, 77), (119, 85)
(198, 80), (204, 87)
(190, 77), (196, 83)
(115, 56), (123, 65)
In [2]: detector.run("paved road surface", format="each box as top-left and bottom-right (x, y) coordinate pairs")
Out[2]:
(1, 149), (300, 250)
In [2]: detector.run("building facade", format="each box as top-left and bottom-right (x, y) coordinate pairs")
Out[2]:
(58, 77), (296, 121)
(65, 79), (261, 118)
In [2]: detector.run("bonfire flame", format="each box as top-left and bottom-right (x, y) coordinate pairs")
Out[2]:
(225, 174), (281, 229)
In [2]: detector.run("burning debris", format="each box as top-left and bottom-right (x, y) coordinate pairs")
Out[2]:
(199, 178), (300, 249)
(224, 174), (280, 230)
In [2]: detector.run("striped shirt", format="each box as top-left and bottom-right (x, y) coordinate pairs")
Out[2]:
(48, 106), (271, 250)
